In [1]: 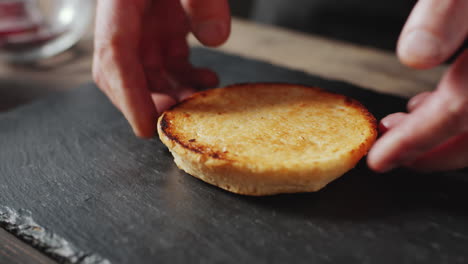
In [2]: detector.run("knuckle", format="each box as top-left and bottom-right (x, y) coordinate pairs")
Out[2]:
(92, 65), (101, 84)
(93, 37), (127, 89)
(94, 36), (125, 63)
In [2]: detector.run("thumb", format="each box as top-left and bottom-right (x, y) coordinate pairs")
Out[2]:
(397, 0), (468, 69)
(180, 0), (231, 47)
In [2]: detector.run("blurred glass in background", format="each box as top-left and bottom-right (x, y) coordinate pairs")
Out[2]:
(0, 0), (93, 64)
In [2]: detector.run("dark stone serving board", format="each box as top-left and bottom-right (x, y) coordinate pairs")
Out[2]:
(1, 48), (468, 264)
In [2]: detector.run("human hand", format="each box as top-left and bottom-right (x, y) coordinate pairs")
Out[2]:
(368, 0), (468, 172)
(93, 0), (230, 138)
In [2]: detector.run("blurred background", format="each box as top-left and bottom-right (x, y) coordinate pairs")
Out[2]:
(230, 0), (417, 51)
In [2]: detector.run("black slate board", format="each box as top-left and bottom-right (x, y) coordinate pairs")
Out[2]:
(1, 48), (468, 264)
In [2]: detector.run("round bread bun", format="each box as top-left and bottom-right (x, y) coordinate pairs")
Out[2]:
(158, 83), (377, 196)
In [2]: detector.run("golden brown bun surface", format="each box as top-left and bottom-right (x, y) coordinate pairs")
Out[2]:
(158, 83), (377, 196)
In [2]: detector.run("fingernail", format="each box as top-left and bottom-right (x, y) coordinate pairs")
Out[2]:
(380, 119), (392, 132)
(407, 92), (430, 112)
(379, 113), (407, 133)
(407, 98), (419, 111)
(194, 21), (228, 46)
(399, 30), (442, 65)
(407, 97), (423, 112)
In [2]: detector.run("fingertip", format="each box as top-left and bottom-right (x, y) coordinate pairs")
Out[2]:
(193, 68), (219, 88)
(366, 156), (381, 173)
(366, 149), (396, 173)
(181, 0), (231, 47)
(151, 93), (177, 114)
(367, 142), (386, 173)
(132, 126), (156, 139)
(367, 128), (409, 173)
(397, 30), (443, 69)
(177, 88), (196, 101)
(193, 20), (230, 47)
(124, 105), (158, 139)
(126, 110), (157, 139)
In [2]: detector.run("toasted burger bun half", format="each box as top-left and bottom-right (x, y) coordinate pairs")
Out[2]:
(158, 83), (377, 196)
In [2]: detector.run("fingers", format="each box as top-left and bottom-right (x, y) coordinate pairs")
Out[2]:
(397, 0), (468, 69)
(368, 50), (468, 172)
(407, 132), (468, 171)
(94, 0), (222, 139)
(180, 0), (231, 46)
(379, 92), (431, 134)
(368, 95), (453, 172)
(94, 0), (157, 138)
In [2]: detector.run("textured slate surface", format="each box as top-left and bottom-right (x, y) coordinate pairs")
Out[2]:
(1, 48), (468, 264)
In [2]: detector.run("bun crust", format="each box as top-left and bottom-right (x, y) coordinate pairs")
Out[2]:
(158, 83), (377, 196)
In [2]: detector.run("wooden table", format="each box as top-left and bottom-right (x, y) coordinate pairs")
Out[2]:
(0, 18), (446, 264)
